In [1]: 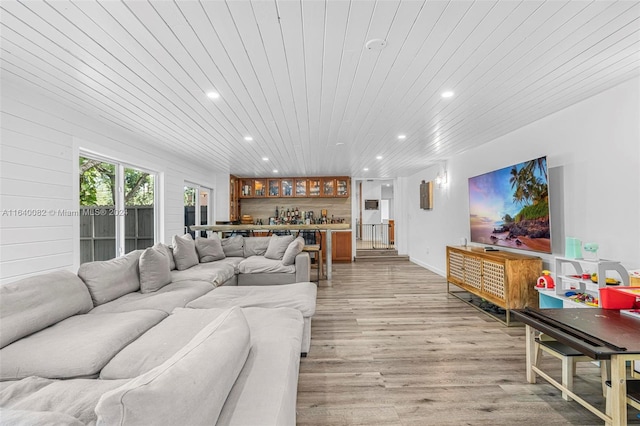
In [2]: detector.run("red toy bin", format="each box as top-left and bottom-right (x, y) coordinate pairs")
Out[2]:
(598, 286), (640, 309)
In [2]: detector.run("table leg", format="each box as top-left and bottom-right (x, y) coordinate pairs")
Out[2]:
(326, 230), (333, 280)
(525, 325), (537, 384)
(609, 354), (627, 426)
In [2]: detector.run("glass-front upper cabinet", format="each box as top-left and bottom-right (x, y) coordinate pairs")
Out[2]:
(322, 178), (335, 197)
(281, 179), (293, 197)
(240, 179), (253, 197)
(308, 179), (321, 197)
(336, 178), (349, 197)
(295, 179), (308, 197)
(268, 179), (280, 197)
(254, 179), (266, 197)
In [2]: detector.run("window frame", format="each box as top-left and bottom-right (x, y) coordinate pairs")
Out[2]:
(79, 151), (159, 260)
(184, 181), (213, 237)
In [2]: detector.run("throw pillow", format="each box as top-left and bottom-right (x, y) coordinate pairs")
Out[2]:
(139, 245), (172, 293)
(282, 236), (305, 266)
(172, 234), (199, 271)
(243, 237), (270, 257)
(158, 243), (176, 270)
(196, 234), (226, 263)
(264, 235), (295, 260)
(221, 235), (244, 257)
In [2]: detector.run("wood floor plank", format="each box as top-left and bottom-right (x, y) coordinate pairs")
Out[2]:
(296, 261), (640, 425)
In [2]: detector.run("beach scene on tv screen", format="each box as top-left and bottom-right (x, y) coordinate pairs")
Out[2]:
(469, 157), (551, 253)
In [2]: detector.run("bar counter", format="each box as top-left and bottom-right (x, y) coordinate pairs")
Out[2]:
(190, 223), (351, 279)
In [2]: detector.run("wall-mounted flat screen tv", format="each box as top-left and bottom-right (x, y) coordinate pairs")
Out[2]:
(468, 156), (551, 254)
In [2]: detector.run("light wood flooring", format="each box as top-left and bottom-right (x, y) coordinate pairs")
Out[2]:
(296, 260), (640, 426)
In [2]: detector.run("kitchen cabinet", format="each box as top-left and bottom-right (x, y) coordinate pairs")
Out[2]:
(322, 178), (335, 197)
(281, 179), (294, 197)
(321, 231), (352, 263)
(295, 179), (308, 197)
(238, 176), (350, 199)
(268, 179), (280, 197)
(308, 179), (321, 197)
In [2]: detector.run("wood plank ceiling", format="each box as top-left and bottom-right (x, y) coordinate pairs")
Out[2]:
(1, 1), (638, 178)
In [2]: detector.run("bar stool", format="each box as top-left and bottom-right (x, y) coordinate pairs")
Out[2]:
(302, 244), (323, 283)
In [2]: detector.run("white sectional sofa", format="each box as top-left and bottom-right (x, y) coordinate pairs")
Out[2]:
(170, 233), (310, 286)
(0, 233), (317, 425)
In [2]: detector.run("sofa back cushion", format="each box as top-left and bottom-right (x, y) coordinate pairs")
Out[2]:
(243, 237), (270, 258)
(95, 307), (251, 426)
(0, 271), (93, 348)
(265, 235), (295, 260)
(172, 234), (199, 271)
(196, 234), (225, 263)
(139, 245), (172, 293)
(77, 250), (143, 306)
(221, 235), (244, 257)
(282, 236), (305, 265)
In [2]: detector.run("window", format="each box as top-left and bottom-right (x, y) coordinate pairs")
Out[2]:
(79, 154), (157, 263)
(184, 183), (212, 238)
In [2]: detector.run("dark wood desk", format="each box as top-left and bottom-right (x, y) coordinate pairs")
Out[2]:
(512, 308), (640, 425)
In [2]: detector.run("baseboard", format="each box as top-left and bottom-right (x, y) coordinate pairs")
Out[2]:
(410, 257), (446, 277)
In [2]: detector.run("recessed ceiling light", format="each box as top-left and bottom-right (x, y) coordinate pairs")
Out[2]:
(273, 169), (278, 173)
(244, 136), (253, 141)
(336, 142), (344, 146)
(365, 39), (387, 51)
(441, 91), (454, 98)
(386, 184), (391, 187)
(363, 167), (369, 171)
(397, 134), (406, 140)
(207, 91), (220, 99)
(376, 155), (383, 160)
(262, 157), (269, 161)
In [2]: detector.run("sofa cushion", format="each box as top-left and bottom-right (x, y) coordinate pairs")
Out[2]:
(215, 256), (245, 274)
(238, 256), (296, 274)
(0, 409), (85, 426)
(264, 235), (295, 260)
(170, 262), (235, 287)
(158, 243), (176, 270)
(0, 271), (93, 349)
(77, 250), (143, 306)
(88, 281), (213, 314)
(282, 236), (305, 265)
(221, 235), (244, 257)
(139, 244), (172, 293)
(196, 234), (225, 262)
(0, 376), (128, 425)
(216, 307), (303, 426)
(0, 310), (166, 380)
(95, 307), (251, 426)
(243, 236), (270, 257)
(172, 234), (199, 271)
(101, 307), (241, 379)
(186, 282), (317, 317)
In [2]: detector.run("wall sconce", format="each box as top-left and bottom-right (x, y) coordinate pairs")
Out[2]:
(435, 170), (448, 187)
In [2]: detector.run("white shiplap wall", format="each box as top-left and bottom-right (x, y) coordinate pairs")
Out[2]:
(400, 76), (640, 275)
(0, 79), (228, 284)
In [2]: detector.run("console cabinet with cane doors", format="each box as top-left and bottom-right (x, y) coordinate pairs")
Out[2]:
(446, 246), (542, 324)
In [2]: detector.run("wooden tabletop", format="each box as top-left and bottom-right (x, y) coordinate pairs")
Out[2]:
(512, 308), (640, 358)
(191, 224), (351, 231)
